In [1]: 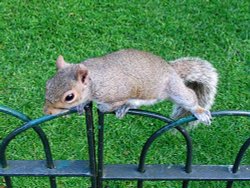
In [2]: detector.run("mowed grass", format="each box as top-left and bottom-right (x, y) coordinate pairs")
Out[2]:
(0, 0), (249, 188)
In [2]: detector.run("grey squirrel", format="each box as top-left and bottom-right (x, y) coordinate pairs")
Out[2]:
(44, 49), (218, 125)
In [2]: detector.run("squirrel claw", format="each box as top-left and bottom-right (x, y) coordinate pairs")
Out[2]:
(193, 109), (212, 125)
(115, 104), (130, 119)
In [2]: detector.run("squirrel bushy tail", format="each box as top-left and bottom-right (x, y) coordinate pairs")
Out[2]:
(170, 57), (218, 121)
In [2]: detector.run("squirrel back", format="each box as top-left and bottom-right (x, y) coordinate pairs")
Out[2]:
(82, 49), (173, 102)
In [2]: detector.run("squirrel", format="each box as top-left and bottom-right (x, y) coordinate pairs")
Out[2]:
(44, 49), (218, 125)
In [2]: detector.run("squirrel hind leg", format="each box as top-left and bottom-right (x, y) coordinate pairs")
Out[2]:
(167, 76), (212, 126)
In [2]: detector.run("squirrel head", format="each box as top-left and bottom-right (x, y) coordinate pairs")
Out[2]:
(44, 55), (91, 115)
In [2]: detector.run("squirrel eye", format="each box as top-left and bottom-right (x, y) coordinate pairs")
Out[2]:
(65, 93), (75, 102)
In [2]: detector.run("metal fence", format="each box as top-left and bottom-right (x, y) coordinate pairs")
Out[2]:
(0, 103), (249, 188)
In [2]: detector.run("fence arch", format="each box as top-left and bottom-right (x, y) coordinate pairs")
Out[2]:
(0, 104), (97, 188)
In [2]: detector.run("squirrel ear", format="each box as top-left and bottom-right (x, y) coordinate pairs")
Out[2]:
(77, 65), (88, 84)
(56, 55), (69, 70)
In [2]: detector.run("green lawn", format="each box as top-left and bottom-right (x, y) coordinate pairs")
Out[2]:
(0, 0), (249, 188)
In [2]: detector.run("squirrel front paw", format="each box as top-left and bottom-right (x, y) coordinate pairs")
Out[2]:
(76, 103), (86, 115)
(192, 107), (212, 125)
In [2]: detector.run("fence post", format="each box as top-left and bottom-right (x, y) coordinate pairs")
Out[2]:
(84, 103), (97, 188)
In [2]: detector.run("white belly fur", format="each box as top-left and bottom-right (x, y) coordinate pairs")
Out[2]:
(128, 99), (159, 107)
(96, 99), (160, 113)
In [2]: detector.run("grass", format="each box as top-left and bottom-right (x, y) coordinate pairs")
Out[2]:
(0, 0), (249, 187)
